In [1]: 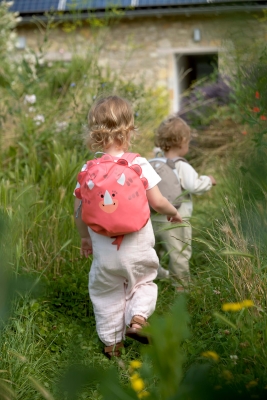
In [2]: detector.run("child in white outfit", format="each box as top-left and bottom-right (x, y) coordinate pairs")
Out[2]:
(74, 96), (182, 358)
(152, 116), (216, 290)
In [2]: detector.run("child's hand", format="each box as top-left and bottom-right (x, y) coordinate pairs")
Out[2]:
(209, 175), (216, 186)
(167, 211), (183, 223)
(80, 237), (93, 258)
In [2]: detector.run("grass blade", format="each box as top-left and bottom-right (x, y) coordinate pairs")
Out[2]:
(213, 312), (237, 330)
(28, 376), (55, 400)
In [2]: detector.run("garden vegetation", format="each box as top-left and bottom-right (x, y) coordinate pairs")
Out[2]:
(1, 2), (267, 399)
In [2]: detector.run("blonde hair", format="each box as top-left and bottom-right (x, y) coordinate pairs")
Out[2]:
(155, 116), (191, 152)
(85, 95), (136, 151)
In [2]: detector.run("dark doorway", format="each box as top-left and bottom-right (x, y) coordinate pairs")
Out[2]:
(177, 53), (218, 95)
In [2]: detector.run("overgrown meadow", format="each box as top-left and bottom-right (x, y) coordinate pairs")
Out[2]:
(1, 3), (267, 399)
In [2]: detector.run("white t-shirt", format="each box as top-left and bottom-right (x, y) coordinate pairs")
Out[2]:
(74, 153), (161, 194)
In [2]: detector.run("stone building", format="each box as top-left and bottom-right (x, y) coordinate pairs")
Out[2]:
(11, 0), (266, 111)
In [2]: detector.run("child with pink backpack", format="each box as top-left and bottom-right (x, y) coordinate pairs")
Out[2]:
(74, 95), (182, 358)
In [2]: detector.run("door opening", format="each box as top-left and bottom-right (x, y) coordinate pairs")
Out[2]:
(176, 52), (218, 110)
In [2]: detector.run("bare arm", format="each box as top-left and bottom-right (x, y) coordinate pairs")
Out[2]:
(74, 198), (90, 237)
(74, 198), (92, 257)
(146, 185), (182, 223)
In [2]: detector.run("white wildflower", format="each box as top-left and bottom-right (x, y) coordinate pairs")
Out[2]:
(10, 31), (16, 40)
(55, 121), (68, 132)
(230, 354), (238, 364)
(28, 106), (36, 113)
(6, 40), (14, 52)
(213, 289), (221, 295)
(230, 355), (238, 360)
(33, 115), (45, 125)
(24, 53), (36, 65)
(24, 94), (36, 104)
(23, 52), (38, 80)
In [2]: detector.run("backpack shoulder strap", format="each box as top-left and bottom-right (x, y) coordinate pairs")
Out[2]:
(149, 157), (167, 163)
(121, 152), (140, 164)
(166, 157), (188, 169)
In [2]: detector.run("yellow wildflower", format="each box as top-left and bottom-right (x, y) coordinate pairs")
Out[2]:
(222, 300), (254, 312)
(246, 380), (258, 389)
(241, 300), (254, 308)
(130, 372), (140, 381)
(222, 303), (243, 311)
(138, 391), (150, 398)
(131, 374), (145, 392)
(130, 368), (147, 394)
(201, 351), (220, 362)
(222, 370), (233, 380)
(130, 360), (142, 369)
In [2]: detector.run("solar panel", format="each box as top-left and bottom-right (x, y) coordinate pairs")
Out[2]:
(139, 0), (185, 5)
(8, 0), (59, 13)
(4, 0), (260, 14)
(65, 0), (256, 10)
(65, 0), (131, 10)
(137, 0), (257, 6)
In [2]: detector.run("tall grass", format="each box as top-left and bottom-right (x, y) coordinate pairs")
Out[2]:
(0, 5), (170, 399)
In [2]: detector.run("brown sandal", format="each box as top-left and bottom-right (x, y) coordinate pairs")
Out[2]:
(104, 342), (124, 359)
(125, 316), (150, 344)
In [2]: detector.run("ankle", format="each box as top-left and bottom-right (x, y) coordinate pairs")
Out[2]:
(130, 315), (146, 329)
(104, 342), (124, 359)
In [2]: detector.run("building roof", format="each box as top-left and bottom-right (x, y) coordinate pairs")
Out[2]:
(4, 0), (267, 20)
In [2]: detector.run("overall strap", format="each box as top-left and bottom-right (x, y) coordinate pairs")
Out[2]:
(121, 152), (140, 164)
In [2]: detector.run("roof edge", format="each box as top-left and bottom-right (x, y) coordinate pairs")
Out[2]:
(18, 4), (266, 24)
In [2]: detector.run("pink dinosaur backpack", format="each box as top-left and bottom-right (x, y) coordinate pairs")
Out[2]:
(74, 153), (150, 249)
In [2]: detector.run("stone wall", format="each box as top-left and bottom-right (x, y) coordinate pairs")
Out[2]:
(16, 13), (260, 111)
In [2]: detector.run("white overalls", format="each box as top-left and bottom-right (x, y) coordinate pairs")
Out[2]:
(76, 155), (161, 346)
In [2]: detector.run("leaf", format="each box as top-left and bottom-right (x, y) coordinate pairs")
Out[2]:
(192, 238), (216, 252)
(157, 223), (190, 232)
(173, 189), (190, 200)
(18, 141), (29, 154)
(14, 185), (35, 201)
(213, 312), (237, 330)
(144, 296), (190, 399)
(220, 250), (255, 258)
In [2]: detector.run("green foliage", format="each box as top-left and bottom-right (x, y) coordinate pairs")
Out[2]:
(144, 297), (189, 399)
(0, 1), (20, 90)
(1, 4), (267, 400)
(56, 297), (190, 400)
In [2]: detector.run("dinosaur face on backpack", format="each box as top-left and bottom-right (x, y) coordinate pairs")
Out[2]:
(98, 189), (119, 214)
(95, 168), (147, 214)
